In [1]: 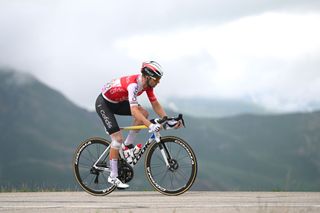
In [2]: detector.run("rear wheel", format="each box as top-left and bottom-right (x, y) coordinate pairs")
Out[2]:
(145, 136), (197, 196)
(73, 137), (116, 196)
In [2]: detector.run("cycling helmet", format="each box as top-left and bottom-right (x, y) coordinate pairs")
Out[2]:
(141, 61), (163, 79)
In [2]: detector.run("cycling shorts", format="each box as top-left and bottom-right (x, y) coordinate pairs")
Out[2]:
(95, 94), (131, 135)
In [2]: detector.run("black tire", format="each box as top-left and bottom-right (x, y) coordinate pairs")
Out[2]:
(145, 136), (197, 196)
(73, 137), (116, 196)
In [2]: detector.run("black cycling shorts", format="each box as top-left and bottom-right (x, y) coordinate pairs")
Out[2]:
(95, 94), (132, 135)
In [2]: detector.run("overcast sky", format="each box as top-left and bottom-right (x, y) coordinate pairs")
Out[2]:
(1, 0), (320, 112)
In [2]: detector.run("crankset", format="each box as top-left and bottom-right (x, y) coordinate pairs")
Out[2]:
(118, 159), (134, 183)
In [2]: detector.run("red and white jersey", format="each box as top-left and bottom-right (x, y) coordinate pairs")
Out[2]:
(101, 74), (157, 106)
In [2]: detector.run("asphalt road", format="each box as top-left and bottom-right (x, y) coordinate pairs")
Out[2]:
(0, 191), (319, 213)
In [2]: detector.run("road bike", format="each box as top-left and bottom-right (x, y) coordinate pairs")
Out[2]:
(73, 114), (197, 196)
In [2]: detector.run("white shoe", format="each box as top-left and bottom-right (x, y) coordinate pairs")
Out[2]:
(108, 176), (129, 189)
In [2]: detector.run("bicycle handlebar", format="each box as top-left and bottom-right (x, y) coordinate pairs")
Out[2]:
(121, 114), (185, 131)
(150, 114), (185, 127)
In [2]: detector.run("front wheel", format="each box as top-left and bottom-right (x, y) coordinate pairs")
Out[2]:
(145, 136), (197, 196)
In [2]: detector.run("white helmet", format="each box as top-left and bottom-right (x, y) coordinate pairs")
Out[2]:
(141, 61), (163, 79)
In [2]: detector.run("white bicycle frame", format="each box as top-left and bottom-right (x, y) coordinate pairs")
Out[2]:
(92, 129), (170, 172)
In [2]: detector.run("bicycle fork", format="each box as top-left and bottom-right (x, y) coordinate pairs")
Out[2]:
(154, 132), (171, 168)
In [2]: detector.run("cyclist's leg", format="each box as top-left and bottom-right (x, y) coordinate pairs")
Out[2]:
(114, 101), (149, 146)
(109, 131), (123, 175)
(108, 132), (129, 188)
(95, 94), (121, 136)
(95, 95), (129, 188)
(124, 105), (149, 145)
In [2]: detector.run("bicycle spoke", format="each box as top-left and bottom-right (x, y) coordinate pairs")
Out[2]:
(175, 146), (183, 161)
(159, 170), (169, 184)
(79, 154), (93, 165)
(150, 163), (164, 168)
(179, 163), (193, 169)
(97, 144), (101, 159)
(81, 171), (92, 183)
(78, 162), (93, 169)
(85, 148), (97, 163)
(175, 169), (189, 182)
(152, 167), (168, 177)
(176, 155), (190, 162)
(169, 173), (175, 189)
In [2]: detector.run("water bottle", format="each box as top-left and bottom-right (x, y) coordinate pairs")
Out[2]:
(133, 144), (142, 156)
(123, 147), (133, 163)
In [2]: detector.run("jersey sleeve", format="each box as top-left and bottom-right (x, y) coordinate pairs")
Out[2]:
(127, 83), (139, 106)
(146, 88), (157, 103)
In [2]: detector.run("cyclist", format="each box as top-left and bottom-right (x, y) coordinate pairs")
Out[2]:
(95, 61), (182, 188)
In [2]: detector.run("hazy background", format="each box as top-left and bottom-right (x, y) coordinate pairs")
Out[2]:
(1, 0), (320, 113)
(1, 1), (320, 192)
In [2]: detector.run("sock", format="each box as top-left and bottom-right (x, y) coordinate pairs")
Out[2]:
(124, 130), (138, 146)
(110, 159), (118, 178)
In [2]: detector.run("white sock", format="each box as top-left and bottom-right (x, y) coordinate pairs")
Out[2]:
(124, 130), (138, 146)
(110, 159), (118, 178)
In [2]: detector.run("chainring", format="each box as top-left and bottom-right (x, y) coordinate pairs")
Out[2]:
(118, 159), (134, 183)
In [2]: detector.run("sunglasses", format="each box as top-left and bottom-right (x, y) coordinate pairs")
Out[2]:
(150, 76), (161, 82)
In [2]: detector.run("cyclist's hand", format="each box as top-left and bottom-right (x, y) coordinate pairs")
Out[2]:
(149, 123), (162, 132)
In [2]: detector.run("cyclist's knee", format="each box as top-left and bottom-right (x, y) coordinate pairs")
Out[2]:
(110, 132), (123, 149)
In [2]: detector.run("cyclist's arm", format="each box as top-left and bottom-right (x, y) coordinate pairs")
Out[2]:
(146, 88), (167, 119)
(127, 83), (153, 127)
(151, 101), (182, 129)
(131, 106), (152, 127)
(150, 100), (167, 118)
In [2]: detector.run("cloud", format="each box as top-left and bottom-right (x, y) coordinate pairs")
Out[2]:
(115, 12), (320, 111)
(0, 1), (320, 112)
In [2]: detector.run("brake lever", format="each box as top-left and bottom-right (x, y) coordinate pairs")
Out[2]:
(158, 116), (168, 124)
(150, 116), (168, 125)
(177, 114), (185, 127)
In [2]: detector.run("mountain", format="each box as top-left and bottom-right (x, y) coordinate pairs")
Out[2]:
(0, 69), (320, 191)
(0, 69), (104, 190)
(164, 97), (270, 118)
(188, 112), (320, 191)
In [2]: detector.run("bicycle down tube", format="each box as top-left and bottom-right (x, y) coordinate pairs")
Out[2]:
(126, 132), (168, 166)
(92, 126), (169, 169)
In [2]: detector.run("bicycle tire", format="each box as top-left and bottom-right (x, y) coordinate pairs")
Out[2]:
(73, 137), (116, 196)
(145, 136), (197, 196)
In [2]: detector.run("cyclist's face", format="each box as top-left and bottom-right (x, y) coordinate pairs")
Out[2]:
(148, 77), (160, 87)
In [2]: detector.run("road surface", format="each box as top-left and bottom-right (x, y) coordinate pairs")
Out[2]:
(0, 191), (319, 213)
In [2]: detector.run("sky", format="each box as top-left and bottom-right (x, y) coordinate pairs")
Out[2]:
(1, 0), (320, 112)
